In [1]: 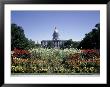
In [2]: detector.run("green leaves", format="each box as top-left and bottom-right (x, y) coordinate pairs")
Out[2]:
(78, 23), (100, 49)
(11, 23), (37, 50)
(11, 48), (100, 74)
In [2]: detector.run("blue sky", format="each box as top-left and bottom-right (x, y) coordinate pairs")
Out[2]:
(11, 11), (100, 44)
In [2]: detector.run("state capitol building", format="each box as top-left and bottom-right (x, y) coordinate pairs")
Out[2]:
(41, 27), (67, 48)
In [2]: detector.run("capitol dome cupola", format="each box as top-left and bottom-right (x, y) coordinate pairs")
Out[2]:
(52, 27), (59, 40)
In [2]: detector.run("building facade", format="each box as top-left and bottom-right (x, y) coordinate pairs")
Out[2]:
(41, 27), (67, 48)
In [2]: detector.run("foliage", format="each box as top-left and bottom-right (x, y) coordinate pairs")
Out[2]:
(78, 23), (100, 49)
(12, 48), (31, 58)
(80, 49), (100, 59)
(11, 48), (100, 74)
(63, 39), (73, 49)
(60, 39), (80, 49)
(11, 23), (100, 74)
(11, 23), (36, 50)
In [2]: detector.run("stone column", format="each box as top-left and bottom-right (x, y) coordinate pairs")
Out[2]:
(44, 41), (46, 47)
(57, 41), (59, 48)
(53, 41), (55, 48)
(43, 41), (44, 46)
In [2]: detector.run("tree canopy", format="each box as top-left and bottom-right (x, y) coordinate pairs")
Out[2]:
(60, 39), (80, 49)
(11, 23), (100, 50)
(77, 23), (100, 49)
(11, 23), (37, 50)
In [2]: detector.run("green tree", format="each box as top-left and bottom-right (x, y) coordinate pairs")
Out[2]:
(28, 39), (36, 48)
(78, 23), (100, 49)
(11, 24), (29, 50)
(64, 39), (73, 48)
(72, 41), (80, 48)
(35, 41), (41, 48)
(11, 23), (36, 50)
(60, 39), (80, 49)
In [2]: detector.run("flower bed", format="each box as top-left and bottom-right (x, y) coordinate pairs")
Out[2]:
(11, 48), (100, 74)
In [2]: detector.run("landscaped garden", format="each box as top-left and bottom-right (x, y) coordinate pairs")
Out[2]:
(11, 22), (100, 74)
(11, 48), (100, 74)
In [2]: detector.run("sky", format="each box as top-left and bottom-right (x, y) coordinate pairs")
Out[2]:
(11, 11), (100, 44)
